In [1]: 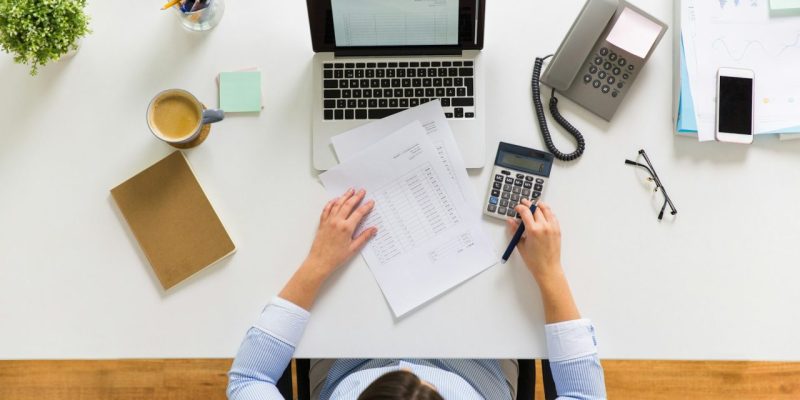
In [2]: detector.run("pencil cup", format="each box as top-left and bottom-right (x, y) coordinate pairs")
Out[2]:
(173, 0), (225, 32)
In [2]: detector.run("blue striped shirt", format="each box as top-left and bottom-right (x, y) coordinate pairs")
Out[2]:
(228, 297), (606, 399)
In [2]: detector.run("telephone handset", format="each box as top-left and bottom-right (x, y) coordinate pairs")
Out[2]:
(533, 0), (667, 161)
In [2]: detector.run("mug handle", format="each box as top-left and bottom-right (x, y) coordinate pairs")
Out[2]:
(202, 109), (225, 124)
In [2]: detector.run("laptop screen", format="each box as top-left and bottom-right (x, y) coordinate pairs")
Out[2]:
(307, 0), (484, 53)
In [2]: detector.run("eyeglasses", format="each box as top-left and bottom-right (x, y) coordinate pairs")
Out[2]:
(624, 149), (677, 220)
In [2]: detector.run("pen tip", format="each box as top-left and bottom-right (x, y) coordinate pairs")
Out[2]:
(500, 259), (506, 264)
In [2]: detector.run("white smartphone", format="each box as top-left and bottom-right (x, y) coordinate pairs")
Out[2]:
(715, 68), (755, 144)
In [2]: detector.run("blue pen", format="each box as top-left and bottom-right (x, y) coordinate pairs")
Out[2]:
(500, 202), (537, 264)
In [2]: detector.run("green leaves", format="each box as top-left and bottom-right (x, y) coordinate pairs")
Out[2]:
(0, 0), (91, 75)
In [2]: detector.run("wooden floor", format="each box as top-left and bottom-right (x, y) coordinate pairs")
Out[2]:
(1, 359), (798, 399)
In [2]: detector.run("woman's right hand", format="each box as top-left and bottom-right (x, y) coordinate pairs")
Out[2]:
(507, 200), (563, 282)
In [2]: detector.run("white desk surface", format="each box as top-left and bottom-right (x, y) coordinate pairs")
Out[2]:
(2, 1), (800, 361)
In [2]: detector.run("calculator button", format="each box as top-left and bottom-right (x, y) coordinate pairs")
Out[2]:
(498, 206), (507, 214)
(500, 199), (509, 207)
(532, 191), (541, 198)
(501, 192), (510, 199)
(601, 85), (610, 94)
(491, 189), (500, 197)
(511, 194), (520, 201)
(583, 74), (592, 84)
(598, 71), (607, 79)
(623, 73), (630, 80)
(514, 179), (523, 186)
(487, 204), (497, 212)
(501, 170), (511, 175)
(503, 184), (512, 192)
(535, 178), (544, 183)
(489, 196), (499, 205)
(613, 67), (621, 76)
(603, 62), (612, 71)
(589, 65), (598, 74)
(593, 80), (601, 88)
(599, 47), (609, 56)
(522, 188), (531, 196)
(494, 174), (504, 182)
(493, 182), (502, 190)
(612, 91), (619, 98)
(512, 187), (521, 194)
(607, 76), (615, 85)
(523, 182), (532, 189)
(617, 82), (624, 89)
(534, 184), (544, 191)
(619, 58), (627, 67)
(525, 176), (533, 181)
(505, 177), (514, 184)
(515, 173), (524, 179)
(609, 52), (617, 61)
(507, 210), (517, 217)
(627, 64), (635, 71)
(594, 57), (602, 65)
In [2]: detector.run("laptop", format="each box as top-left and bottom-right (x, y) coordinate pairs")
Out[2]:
(308, 0), (487, 170)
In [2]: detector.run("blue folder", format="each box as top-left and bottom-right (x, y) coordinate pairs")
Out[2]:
(676, 36), (800, 136)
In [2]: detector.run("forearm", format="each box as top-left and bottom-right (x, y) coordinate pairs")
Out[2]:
(545, 319), (607, 400)
(534, 266), (580, 324)
(227, 298), (310, 399)
(278, 259), (330, 311)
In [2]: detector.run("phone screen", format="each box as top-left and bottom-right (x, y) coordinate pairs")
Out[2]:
(718, 76), (753, 135)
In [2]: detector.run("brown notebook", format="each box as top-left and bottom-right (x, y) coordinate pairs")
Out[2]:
(111, 151), (235, 290)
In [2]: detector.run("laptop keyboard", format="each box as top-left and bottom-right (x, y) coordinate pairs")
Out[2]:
(322, 60), (476, 120)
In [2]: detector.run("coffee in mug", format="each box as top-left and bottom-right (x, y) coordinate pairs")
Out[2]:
(147, 89), (224, 146)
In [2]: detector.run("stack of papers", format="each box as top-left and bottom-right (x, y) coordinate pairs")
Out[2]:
(676, 0), (800, 140)
(320, 101), (497, 317)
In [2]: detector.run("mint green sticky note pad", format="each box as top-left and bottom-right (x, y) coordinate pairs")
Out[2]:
(219, 71), (262, 113)
(770, 0), (800, 15)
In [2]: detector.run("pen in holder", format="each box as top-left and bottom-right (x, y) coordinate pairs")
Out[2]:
(173, 0), (225, 32)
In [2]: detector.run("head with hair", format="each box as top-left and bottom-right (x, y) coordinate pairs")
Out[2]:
(357, 370), (444, 400)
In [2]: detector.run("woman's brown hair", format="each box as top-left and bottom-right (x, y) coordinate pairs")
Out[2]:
(357, 370), (444, 400)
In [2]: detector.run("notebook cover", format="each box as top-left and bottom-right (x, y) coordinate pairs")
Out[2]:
(111, 151), (235, 289)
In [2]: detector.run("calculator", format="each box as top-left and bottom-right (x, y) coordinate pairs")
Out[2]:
(484, 142), (554, 220)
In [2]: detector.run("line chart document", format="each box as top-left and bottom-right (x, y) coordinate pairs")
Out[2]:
(684, 0), (800, 140)
(332, 0), (459, 47)
(331, 101), (478, 213)
(320, 123), (497, 317)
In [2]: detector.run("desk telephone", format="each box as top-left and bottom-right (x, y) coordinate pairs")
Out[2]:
(533, 0), (667, 161)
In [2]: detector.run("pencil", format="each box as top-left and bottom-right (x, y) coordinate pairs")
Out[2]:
(161, 0), (181, 10)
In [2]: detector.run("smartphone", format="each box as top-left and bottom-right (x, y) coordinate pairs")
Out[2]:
(715, 68), (754, 144)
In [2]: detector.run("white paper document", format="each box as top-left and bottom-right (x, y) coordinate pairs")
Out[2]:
(320, 123), (497, 317)
(682, 0), (800, 140)
(331, 101), (478, 212)
(331, 0), (459, 47)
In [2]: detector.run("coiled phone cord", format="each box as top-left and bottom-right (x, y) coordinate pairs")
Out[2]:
(531, 55), (586, 161)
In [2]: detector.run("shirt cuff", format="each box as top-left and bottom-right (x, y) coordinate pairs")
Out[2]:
(545, 318), (598, 362)
(253, 297), (311, 347)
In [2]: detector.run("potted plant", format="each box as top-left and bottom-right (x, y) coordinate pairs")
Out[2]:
(0, 0), (91, 75)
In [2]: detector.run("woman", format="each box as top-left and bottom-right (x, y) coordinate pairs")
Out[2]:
(227, 189), (606, 399)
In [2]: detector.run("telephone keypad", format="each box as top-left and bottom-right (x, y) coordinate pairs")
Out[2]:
(583, 46), (638, 98)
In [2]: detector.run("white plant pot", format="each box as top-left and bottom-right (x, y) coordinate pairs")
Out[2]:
(60, 38), (82, 60)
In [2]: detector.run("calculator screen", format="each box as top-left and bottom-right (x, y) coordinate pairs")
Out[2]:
(498, 151), (550, 175)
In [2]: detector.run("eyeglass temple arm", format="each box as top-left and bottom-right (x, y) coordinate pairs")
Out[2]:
(626, 159), (678, 216)
(624, 159), (656, 177)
